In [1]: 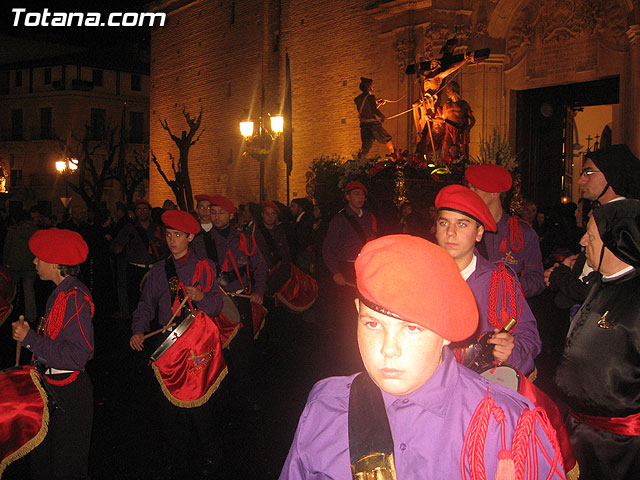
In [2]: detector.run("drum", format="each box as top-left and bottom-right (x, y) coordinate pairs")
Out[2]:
(221, 292), (241, 324)
(150, 311), (197, 363)
(267, 262), (318, 312)
(151, 311), (228, 408)
(0, 366), (48, 476)
(0, 266), (15, 328)
(479, 364), (521, 392)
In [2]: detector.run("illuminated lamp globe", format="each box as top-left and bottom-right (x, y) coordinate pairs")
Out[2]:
(270, 115), (284, 134)
(240, 121), (254, 138)
(55, 161), (66, 173)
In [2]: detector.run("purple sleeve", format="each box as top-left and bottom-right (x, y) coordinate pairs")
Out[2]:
(247, 235), (268, 295)
(518, 226), (545, 297)
(131, 266), (162, 333)
(322, 216), (344, 275)
(194, 259), (223, 317)
(508, 280), (542, 375)
(24, 291), (94, 370)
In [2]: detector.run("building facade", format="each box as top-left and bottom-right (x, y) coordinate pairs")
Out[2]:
(148, 0), (640, 207)
(0, 35), (150, 218)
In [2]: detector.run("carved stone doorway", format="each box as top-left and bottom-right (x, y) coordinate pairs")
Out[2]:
(515, 76), (619, 207)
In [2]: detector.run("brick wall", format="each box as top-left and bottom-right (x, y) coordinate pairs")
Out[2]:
(150, 0), (410, 206)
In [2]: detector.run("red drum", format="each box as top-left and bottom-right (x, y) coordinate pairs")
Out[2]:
(151, 311), (228, 408)
(267, 262), (318, 313)
(0, 266), (15, 328)
(0, 366), (48, 477)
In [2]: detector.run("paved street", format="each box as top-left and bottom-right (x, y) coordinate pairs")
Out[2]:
(1, 284), (569, 479)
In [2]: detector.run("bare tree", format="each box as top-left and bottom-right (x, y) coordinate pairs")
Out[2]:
(61, 122), (120, 209)
(111, 108), (149, 205)
(153, 107), (204, 211)
(114, 148), (149, 205)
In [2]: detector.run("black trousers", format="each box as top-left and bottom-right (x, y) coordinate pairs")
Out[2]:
(31, 371), (93, 480)
(149, 370), (223, 470)
(225, 297), (256, 402)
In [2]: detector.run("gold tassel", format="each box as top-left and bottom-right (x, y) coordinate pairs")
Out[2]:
(566, 461), (580, 480)
(152, 364), (228, 408)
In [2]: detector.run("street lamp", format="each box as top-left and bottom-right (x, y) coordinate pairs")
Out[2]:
(239, 114), (283, 201)
(56, 157), (78, 210)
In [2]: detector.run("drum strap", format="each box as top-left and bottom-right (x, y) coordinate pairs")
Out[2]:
(257, 222), (282, 265)
(164, 257), (184, 307)
(200, 230), (220, 266)
(348, 372), (397, 480)
(341, 210), (369, 246)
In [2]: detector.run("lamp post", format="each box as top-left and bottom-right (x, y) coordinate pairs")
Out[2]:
(55, 157), (78, 210)
(239, 114), (283, 201)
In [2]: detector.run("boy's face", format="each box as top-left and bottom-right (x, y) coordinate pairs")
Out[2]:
(346, 189), (366, 210)
(196, 200), (212, 223)
(435, 210), (484, 263)
(165, 228), (193, 259)
(356, 300), (449, 397)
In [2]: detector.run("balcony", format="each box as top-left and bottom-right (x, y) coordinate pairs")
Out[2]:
(29, 127), (57, 141)
(71, 79), (93, 91)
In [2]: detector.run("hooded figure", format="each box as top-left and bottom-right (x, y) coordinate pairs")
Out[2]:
(555, 199), (640, 480)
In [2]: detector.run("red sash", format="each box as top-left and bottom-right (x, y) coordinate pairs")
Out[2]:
(0, 366), (49, 476)
(570, 409), (640, 436)
(152, 312), (227, 408)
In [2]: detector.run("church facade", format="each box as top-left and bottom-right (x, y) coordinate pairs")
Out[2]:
(148, 0), (639, 207)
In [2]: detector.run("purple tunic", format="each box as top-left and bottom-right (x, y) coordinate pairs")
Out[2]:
(280, 348), (563, 479)
(481, 213), (545, 297)
(112, 221), (168, 265)
(23, 276), (94, 370)
(192, 227), (267, 295)
(131, 250), (223, 332)
(464, 253), (541, 374)
(253, 223), (292, 270)
(322, 207), (376, 275)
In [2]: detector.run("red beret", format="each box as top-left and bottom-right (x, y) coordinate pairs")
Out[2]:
(261, 201), (280, 213)
(465, 164), (513, 193)
(194, 194), (216, 204)
(134, 198), (152, 208)
(345, 181), (368, 195)
(209, 195), (237, 214)
(435, 184), (497, 233)
(162, 210), (201, 235)
(355, 235), (478, 342)
(29, 228), (88, 265)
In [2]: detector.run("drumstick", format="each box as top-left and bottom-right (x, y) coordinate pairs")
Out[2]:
(345, 282), (357, 288)
(15, 315), (24, 367)
(142, 295), (190, 340)
(226, 292), (252, 299)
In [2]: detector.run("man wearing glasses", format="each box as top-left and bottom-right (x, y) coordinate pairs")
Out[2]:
(545, 144), (640, 306)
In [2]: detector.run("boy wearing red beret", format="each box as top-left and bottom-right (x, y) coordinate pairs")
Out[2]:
(465, 164), (545, 297)
(280, 235), (565, 479)
(435, 184), (541, 375)
(129, 210), (226, 478)
(322, 182), (377, 286)
(12, 228), (94, 479)
(191, 195), (267, 409)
